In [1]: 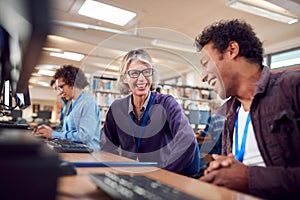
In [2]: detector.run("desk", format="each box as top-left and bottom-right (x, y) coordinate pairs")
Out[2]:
(57, 151), (261, 200)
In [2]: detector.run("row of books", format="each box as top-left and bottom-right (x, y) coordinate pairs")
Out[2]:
(93, 93), (121, 107)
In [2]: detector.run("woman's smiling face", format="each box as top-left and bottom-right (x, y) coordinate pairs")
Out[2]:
(124, 59), (153, 97)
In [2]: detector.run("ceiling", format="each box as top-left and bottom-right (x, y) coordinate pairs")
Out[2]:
(30, 0), (300, 89)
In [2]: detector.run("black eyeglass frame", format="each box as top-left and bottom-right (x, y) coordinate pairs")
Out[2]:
(57, 83), (67, 92)
(126, 68), (154, 78)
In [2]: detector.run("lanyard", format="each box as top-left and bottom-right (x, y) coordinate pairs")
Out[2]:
(234, 106), (251, 162)
(129, 93), (154, 153)
(65, 93), (83, 131)
(60, 104), (66, 121)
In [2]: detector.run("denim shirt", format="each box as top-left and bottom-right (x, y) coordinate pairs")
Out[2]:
(52, 92), (101, 150)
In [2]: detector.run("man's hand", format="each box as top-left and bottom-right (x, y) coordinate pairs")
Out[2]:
(35, 124), (53, 139)
(200, 154), (249, 193)
(204, 153), (234, 175)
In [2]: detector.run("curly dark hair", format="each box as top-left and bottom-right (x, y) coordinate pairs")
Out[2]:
(53, 65), (89, 89)
(195, 19), (263, 66)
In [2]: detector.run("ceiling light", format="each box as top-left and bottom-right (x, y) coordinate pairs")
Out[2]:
(151, 39), (195, 53)
(78, 0), (136, 26)
(42, 47), (62, 52)
(36, 81), (51, 87)
(50, 52), (85, 61)
(227, 0), (298, 24)
(37, 69), (55, 76)
(37, 64), (61, 70)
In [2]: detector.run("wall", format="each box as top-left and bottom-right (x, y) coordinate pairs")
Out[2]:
(22, 87), (59, 123)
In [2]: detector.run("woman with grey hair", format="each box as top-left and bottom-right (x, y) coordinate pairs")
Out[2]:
(101, 49), (200, 176)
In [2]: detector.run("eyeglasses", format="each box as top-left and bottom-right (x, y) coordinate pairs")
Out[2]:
(57, 83), (67, 92)
(127, 68), (154, 78)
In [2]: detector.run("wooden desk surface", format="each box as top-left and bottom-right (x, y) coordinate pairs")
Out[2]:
(57, 151), (261, 200)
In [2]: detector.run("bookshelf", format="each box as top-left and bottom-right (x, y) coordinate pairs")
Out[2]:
(158, 83), (213, 110)
(158, 83), (213, 131)
(90, 75), (121, 122)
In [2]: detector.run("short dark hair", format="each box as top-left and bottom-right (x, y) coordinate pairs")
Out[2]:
(53, 65), (89, 89)
(195, 19), (263, 66)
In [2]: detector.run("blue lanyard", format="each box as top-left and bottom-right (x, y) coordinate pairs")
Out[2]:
(234, 107), (251, 162)
(65, 93), (83, 131)
(129, 93), (154, 153)
(60, 104), (67, 121)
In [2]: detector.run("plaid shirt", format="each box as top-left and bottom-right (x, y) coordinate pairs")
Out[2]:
(199, 113), (225, 154)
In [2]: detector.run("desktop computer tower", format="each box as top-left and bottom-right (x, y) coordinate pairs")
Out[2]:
(0, 128), (60, 200)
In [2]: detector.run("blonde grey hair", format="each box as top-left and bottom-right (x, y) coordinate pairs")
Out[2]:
(117, 49), (159, 95)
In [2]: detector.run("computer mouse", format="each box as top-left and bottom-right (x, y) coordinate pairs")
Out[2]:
(58, 160), (77, 176)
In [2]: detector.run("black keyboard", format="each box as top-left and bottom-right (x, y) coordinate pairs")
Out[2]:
(44, 138), (93, 153)
(89, 172), (201, 200)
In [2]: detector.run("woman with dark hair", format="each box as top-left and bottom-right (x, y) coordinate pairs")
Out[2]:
(36, 65), (101, 150)
(101, 49), (200, 176)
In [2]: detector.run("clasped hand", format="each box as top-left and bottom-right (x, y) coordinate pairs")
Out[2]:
(199, 153), (249, 193)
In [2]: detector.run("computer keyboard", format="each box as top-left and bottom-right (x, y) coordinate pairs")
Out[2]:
(44, 138), (93, 153)
(89, 172), (201, 200)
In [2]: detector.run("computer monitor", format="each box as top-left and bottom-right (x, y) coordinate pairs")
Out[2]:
(188, 110), (211, 125)
(1, 80), (11, 112)
(0, 0), (51, 94)
(37, 111), (52, 121)
(11, 110), (23, 121)
(16, 88), (31, 110)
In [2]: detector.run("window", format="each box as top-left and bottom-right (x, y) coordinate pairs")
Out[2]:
(263, 56), (268, 66)
(270, 48), (300, 69)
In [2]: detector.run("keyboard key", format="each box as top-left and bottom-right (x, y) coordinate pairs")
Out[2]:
(44, 138), (93, 153)
(89, 172), (201, 200)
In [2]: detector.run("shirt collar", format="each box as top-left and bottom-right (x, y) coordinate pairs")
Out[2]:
(128, 91), (151, 116)
(254, 65), (271, 96)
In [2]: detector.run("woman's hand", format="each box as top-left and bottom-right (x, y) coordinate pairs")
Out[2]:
(35, 124), (53, 139)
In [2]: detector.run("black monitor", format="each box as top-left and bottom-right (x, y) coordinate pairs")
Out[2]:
(37, 111), (52, 121)
(11, 110), (23, 121)
(0, 0), (51, 115)
(0, 0), (51, 94)
(188, 110), (211, 125)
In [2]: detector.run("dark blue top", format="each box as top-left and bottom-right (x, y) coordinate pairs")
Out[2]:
(102, 91), (199, 175)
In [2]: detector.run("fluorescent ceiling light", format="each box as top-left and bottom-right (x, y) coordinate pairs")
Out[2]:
(50, 52), (85, 61)
(42, 47), (62, 52)
(227, 0), (298, 24)
(36, 81), (51, 87)
(78, 0), (136, 26)
(37, 64), (60, 70)
(38, 69), (55, 76)
(151, 39), (195, 53)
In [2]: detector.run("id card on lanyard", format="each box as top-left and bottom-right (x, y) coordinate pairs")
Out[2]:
(129, 93), (154, 160)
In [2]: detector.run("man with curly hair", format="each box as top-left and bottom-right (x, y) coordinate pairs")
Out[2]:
(195, 19), (300, 199)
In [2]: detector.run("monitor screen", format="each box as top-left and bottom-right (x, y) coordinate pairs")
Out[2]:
(11, 110), (22, 120)
(188, 110), (211, 125)
(37, 111), (52, 120)
(1, 80), (12, 112)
